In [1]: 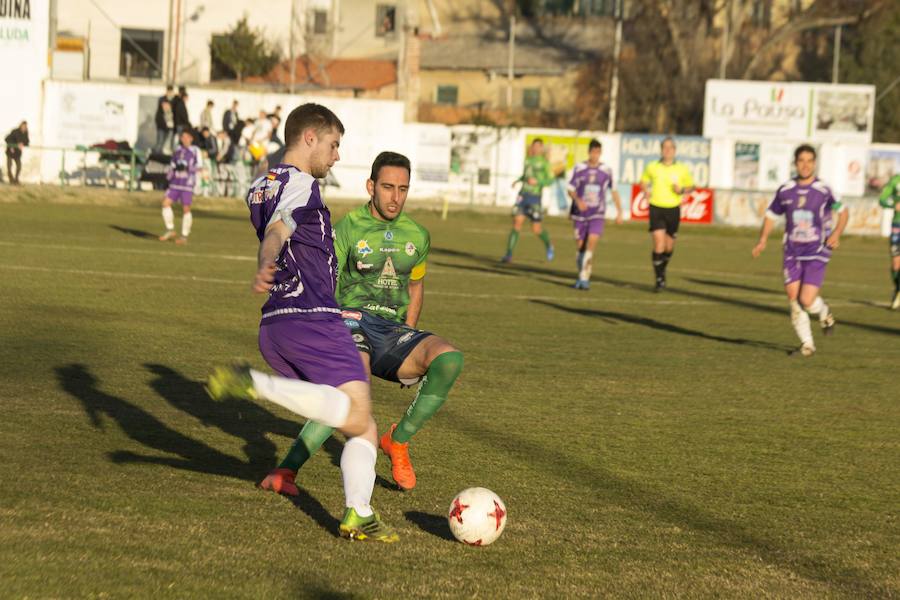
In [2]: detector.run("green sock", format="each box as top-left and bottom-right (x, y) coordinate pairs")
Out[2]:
(893, 269), (900, 292)
(538, 229), (552, 250)
(393, 351), (464, 444)
(506, 230), (519, 255)
(278, 420), (334, 471)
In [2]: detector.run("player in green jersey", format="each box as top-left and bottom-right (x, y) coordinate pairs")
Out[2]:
(259, 151), (464, 493)
(501, 138), (556, 263)
(879, 174), (900, 309)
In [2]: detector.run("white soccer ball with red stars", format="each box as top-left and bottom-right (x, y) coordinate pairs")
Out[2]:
(447, 487), (508, 546)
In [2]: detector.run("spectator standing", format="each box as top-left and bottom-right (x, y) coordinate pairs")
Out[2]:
(154, 85), (175, 153)
(154, 99), (175, 153)
(200, 100), (215, 131)
(5, 121), (29, 185)
(199, 127), (219, 196)
(223, 100), (239, 136)
(171, 86), (191, 151)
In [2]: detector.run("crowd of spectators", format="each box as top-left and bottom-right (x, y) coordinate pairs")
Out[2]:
(153, 85), (284, 197)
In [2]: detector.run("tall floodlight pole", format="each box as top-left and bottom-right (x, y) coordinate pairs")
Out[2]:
(507, 15), (516, 109)
(719, 0), (729, 79)
(607, 0), (623, 132)
(832, 25), (842, 84)
(290, 0), (296, 93)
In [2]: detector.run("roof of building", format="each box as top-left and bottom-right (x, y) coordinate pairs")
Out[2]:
(247, 57), (397, 90)
(420, 26), (608, 74)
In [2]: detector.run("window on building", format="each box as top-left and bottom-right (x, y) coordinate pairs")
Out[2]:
(313, 10), (328, 35)
(119, 28), (163, 79)
(436, 85), (458, 106)
(522, 88), (541, 110)
(376, 5), (396, 37)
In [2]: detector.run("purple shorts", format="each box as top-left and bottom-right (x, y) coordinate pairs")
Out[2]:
(165, 188), (193, 206)
(258, 317), (368, 388)
(783, 256), (827, 288)
(573, 218), (605, 241)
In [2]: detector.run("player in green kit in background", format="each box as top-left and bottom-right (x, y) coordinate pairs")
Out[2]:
(259, 151), (464, 493)
(879, 174), (900, 309)
(501, 138), (555, 263)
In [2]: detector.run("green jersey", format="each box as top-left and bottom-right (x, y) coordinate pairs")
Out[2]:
(334, 204), (430, 323)
(879, 174), (900, 225)
(517, 155), (554, 196)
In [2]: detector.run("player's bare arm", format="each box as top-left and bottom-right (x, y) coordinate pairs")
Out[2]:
(567, 188), (587, 213)
(752, 217), (776, 258)
(253, 219), (291, 292)
(826, 209), (849, 249)
(406, 277), (424, 328)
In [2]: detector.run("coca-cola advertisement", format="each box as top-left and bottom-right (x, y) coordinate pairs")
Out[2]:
(630, 184), (714, 224)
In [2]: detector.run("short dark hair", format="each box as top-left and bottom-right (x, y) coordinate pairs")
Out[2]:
(178, 85), (187, 95)
(588, 139), (602, 151)
(284, 103), (345, 149)
(531, 138), (544, 145)
(661, 136), (675, 148)
(206, 100), (214, 106)
(794, 144), (816, 161)
(369, 151), (411, 182)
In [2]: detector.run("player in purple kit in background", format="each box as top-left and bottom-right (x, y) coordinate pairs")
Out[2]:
(206, 103), (398, 542)
(752, 144), (849, 357)
(567, 139), (623, 290)
(159, 129), (200, 245)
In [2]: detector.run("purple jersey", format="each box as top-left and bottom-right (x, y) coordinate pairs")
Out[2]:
(568, 161), (613, 221)
(246, 164), (341, 322)
(766, 178), (845, 261)
(167, 145), (200, 192)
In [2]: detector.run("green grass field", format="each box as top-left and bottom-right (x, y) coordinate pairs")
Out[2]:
(1, 189), (898, 598)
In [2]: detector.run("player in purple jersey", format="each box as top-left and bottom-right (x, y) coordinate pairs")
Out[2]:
(752, 144), (849, 357)
(566, 139), (623, 290)
(159, 130), (200, 245)
(207, 103), (397, 542)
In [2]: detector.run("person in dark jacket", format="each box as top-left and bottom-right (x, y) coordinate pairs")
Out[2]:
(5, 121), (29, 185)
(171, 86), (191, 151)
(154, 85), (175, 152)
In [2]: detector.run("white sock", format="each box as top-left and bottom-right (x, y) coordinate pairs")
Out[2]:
(181, 212), (193, 237)
(341, 437), (376, 517)
(248, 369), (351, 428)
(806, 296), (828, 321)
(790, 300), (814, 347)
(579, 250), (593, 282)
(162, 206), (175, 230)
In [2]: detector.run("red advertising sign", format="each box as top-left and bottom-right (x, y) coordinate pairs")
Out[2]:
(630, 185), (714, 224)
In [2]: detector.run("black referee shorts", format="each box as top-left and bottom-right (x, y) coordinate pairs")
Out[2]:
(649, 205), (680, 238)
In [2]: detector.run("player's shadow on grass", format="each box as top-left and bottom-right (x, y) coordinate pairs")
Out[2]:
(443, 412), (887, 596)
(57, 363), (256, 481)
(531, 299), (792, 352)
(405, 511), (455, 542)
(685, 277), (782, 296)
(143, 364), (304, 471)
(108, 225), (158, 240)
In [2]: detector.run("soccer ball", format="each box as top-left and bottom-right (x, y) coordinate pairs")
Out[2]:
(447, 487), (507, 546)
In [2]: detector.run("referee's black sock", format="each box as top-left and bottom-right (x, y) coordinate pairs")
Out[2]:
(652, 252), (665, 280)
(662, 251), (673, 276)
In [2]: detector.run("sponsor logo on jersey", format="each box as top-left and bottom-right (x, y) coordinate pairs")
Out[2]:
(377, 257), (400, 288)
(341, 310), (362, 320)
(265, 179), (282, 201)
(397, 331), (415, 345)
(384, 230), (394, 241)
(356, 240), (373, 256)
(249, 189), (265, 204)
(356, 261), (373, 270)
(405, 242), (416, 256)
(380, 247), (399, 253)
(363, 303), (397, 316)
